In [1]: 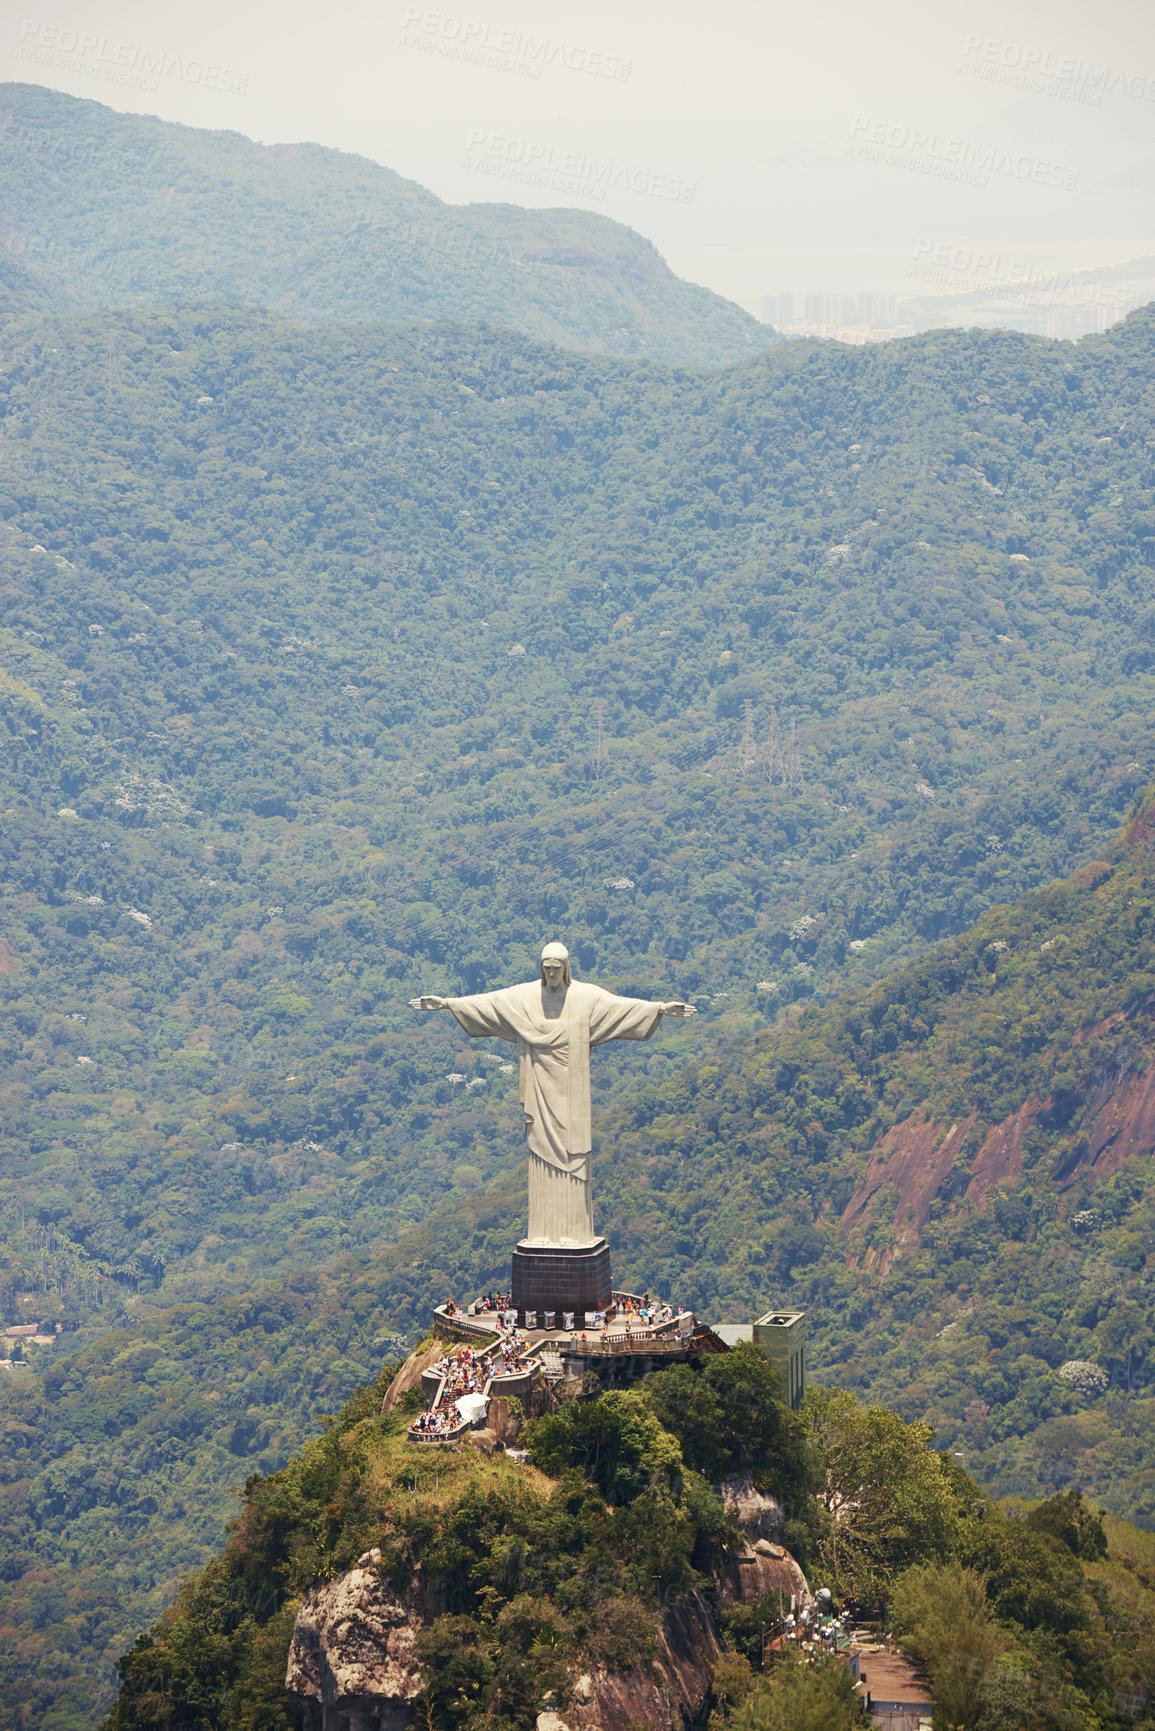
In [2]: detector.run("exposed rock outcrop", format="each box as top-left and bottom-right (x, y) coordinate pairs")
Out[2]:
(722, 1539), (813, 1610)
(488, 1395), (522, 1445)
(560, 1588), (723, 1730)
(286, 1565), (724, 1731)
(465, 1427), (501, 1455)
(380, 1342), (442, 1416)
(719, 1475), (785, 1542)
(285, 1555), (422, 1730)
(842, 1050), (1155, 1273)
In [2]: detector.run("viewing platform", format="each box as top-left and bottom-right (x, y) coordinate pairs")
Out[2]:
(409, 1289), (709, 1442)
(408, 1287), (806, 1444)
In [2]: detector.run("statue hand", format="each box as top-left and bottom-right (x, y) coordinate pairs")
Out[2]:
(660, 1001), (697, 1018)
(410, 995), (449, 1011)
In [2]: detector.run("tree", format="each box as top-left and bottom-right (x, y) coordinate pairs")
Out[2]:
(1024, 1490), (1107, 1561)
(730, 1652), (863, 1731)
(524, 1390), (683, 1503)
(802, 1387), (959, 1602)
(640, 1343), (812, 1501)
(891, 1561), (1002, 1731)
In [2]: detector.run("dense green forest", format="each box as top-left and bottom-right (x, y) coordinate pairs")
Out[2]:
(2, 290), (1155, 1724)
(0, 83), (772, 367)
(0, 126), (1153, 1719)
(1, 299), (1153, 1318)
(100, 1350), (1155, 1731)
(6, 787), (1155, 1723)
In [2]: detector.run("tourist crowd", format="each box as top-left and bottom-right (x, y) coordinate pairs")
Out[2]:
(409, 1405), (460, 1439)
(439, 1344), (488, 1401)
(619, 1295), (679, 1329)
(491, 1329), (528, 1375)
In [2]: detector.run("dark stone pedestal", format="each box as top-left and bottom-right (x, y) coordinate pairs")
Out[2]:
(511, 1238), (612, 1326)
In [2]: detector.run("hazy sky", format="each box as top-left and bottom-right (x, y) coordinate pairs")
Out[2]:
(4, 0), (1154, 312)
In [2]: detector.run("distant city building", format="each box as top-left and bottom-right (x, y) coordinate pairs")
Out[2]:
(800, 292), (899, 330)
(854, 292), (898, 326)
(804, 292), (840, 327)
(1046, 307), (1102, 340)
(760, 292), (794, 326)
(1045, 300), (1140, 340)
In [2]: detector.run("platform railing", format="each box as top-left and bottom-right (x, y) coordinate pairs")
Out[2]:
(432, 1305), (496, 1343)
(562, 1331), (700, 1357)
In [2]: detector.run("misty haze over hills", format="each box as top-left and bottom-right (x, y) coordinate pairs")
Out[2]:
(0, 83), (773, 367)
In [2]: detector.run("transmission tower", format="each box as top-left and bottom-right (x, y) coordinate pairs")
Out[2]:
(765, 707), (784, 795)
(786, 720), (806, 795)
(592, 699), (607, 781)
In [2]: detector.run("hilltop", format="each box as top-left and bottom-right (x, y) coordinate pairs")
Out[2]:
(0, 82), (772, 367)
(99, 1349), (1155, 1731)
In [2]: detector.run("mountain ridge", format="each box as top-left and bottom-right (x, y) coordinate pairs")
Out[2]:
(0, 81), (773, 366)
(0, 294), (1154, 1722)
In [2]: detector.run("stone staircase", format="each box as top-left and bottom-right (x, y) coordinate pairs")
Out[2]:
(537, 1351), (565, 1385)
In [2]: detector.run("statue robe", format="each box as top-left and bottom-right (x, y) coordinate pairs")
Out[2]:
(447, 979), (665, 1245)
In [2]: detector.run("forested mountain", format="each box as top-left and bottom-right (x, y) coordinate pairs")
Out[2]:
(0, 83), (772, 367)
(1, 301), (1154, 1307)
(1, 292), (1155, 1722)
(100, 1357), (1155, 1731)
(9, 784), (1155, 1726)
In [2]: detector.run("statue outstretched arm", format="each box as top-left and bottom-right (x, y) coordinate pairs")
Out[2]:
(586, 986), (697, 1048)
(411, 987), (523, 1043)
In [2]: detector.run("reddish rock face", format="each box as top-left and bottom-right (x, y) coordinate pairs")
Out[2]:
(1124, 791), (1155, 858)
(841, 1115), (981, 1271)
(561, 1590), (724, 1731)
(722, 1541), (813, 1611)
(1076, 1058), (1155, 1178)
(841, 1056), (1155, 1272)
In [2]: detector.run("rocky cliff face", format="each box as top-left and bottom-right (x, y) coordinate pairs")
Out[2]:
(380, 1343), (443, 1416)
(719, 1475), (785, 1543)
(841, 1049), (1155, 1274)
(557, 1589), (724, 1731)
(285, 1516), (811, 1729)
(722, 1539), (813, 1611)
(285, 1552), (422, 1731)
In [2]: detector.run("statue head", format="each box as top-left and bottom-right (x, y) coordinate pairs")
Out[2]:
(540, 941), (572, 989)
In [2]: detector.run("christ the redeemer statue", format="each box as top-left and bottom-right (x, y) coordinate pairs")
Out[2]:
(411, 943), (695, 1247)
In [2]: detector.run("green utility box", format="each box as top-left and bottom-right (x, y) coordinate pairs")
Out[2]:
(753, 1310), (806, 1410)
